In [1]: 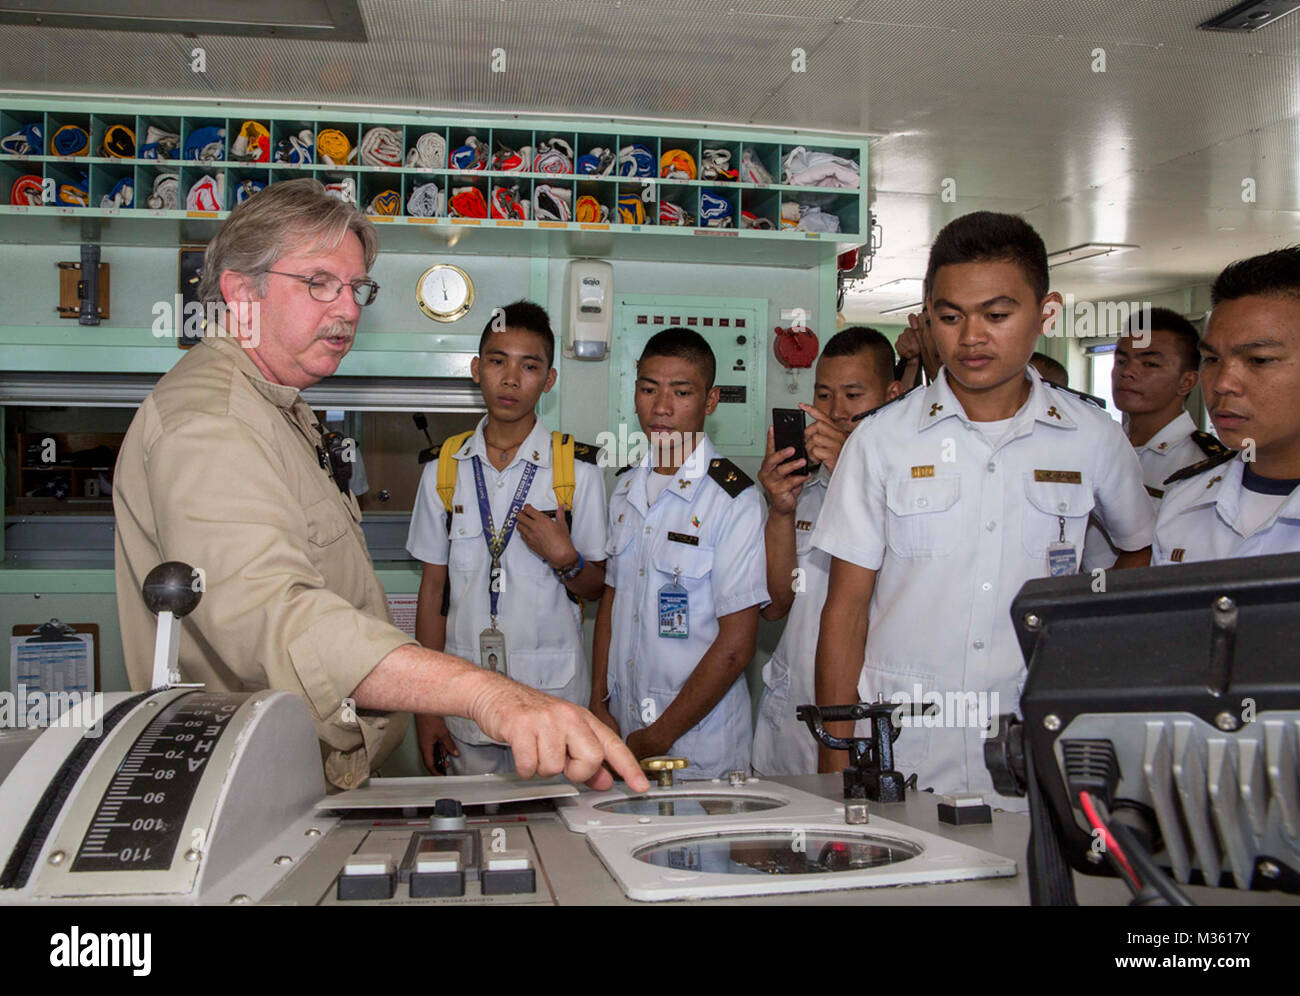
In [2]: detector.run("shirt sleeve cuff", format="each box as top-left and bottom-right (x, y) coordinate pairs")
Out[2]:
(715, 587), (771, 618)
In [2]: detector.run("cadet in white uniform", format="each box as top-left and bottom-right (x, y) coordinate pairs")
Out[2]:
(408, 303), (608, 775)
(752, 327), (901, 776)
(1083, 310), (1227, 570)
(812, 212), (1155, 807)
(1153, 247), (1300, 564)
(592, 329), (768, 779)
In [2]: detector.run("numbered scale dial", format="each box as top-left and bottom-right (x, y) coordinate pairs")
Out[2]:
(73, 692), (242, 872)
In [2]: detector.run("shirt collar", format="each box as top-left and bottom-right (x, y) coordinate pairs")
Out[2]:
(917, 365), (1074, 433)
(200, 334), (302, 411)
(1174, 456), (1243, 521)
(625, 432), (717, 510)
(1186, 457), (1300, 535)
(457, 414), (551, 469)
(1136, 410), (1197, 457)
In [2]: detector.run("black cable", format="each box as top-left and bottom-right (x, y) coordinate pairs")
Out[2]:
(1108, 820), (1196, 907)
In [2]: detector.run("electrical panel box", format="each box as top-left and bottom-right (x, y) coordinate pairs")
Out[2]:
(609, 295), (767, 458)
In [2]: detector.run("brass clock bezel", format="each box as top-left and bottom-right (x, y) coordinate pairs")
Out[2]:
(416, 263), (474, 323)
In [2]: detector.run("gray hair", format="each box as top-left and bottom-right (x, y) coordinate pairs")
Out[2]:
(198, 177), (378, 305)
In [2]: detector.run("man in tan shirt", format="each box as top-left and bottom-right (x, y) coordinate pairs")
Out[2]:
(114, 178), (646, 792)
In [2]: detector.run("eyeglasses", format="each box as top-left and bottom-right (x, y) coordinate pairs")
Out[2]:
(267, 270), (380, 306)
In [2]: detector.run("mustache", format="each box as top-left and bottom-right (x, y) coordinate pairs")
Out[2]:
(314, 321), (354, 341)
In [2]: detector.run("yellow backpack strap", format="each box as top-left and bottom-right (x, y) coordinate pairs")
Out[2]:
(551, 431), (576, 512)
(436, 430), (475, 513)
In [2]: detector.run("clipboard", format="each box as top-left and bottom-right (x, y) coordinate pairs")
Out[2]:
(10, 620), (100, 694)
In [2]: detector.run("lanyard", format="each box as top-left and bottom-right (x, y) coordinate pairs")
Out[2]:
(471, 455), (537, 624)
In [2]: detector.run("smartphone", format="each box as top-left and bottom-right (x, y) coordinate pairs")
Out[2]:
(772, 408), (819, 475)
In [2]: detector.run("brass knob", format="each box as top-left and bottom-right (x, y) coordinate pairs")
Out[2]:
(640, 755), (688, 787)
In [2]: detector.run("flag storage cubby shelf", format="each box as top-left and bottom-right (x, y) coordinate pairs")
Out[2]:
(0, 98), (868, 268)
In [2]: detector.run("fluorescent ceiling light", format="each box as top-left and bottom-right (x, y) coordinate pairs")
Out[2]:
(859, 278), (925, 296)
(1047, 243), (1138, 267)
(880, 301), (925, 316)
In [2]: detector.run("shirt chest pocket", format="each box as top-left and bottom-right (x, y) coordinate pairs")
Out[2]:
(884, 476), (962, 558)
(1020, 474), (1095, 559)
(447, 513), (485, 573)
(304, 495), (351, 548)
(652, 542), (715, 596)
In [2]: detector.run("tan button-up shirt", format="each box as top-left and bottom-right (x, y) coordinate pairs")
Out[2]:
(113, 334), (414, 788)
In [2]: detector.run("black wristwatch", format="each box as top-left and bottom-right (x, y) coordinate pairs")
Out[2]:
(554, 553), (585, 582)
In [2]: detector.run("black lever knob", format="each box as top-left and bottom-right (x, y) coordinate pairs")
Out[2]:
(142, 561), (202, 618)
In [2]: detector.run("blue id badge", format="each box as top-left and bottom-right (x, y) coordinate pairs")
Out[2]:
(658, 578), (689, 639)
(1047, 541), (1078, 576)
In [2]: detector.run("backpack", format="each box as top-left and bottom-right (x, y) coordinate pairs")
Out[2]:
(435, 429), (576, 522)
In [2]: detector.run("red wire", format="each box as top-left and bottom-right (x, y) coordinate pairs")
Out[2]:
(1079, 790), (1142, 891)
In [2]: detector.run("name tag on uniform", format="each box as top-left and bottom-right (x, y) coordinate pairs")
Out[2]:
(1047, 541), (1078, 576)
(911, 465), (934, 478)
(1034, 469), (1082, 484)
(659, 580), (689, 638)
(667, 531), (698, 546)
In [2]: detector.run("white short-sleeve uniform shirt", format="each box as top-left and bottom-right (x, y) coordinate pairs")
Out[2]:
(811, 366), (1155, 806)
(604, 434), (770, 778)
(406, 415), (607, 746)
(752, 466), (832, 776)
(1083, 410), (1220, 570)
(1154, 455), (1300, 564)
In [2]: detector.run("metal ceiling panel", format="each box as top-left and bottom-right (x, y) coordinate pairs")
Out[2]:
(0, 0), (1296, 314)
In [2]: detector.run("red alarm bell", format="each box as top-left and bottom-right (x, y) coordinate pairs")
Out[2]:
(773, 324), (819, 369)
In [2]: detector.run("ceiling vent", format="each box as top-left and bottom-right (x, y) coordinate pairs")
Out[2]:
(0, 0), (366, 41)
(1198, 0), (1300, 32)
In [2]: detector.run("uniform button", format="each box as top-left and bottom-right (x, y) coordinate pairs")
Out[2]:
(639, 568), (645, 576)
(917, 498), (929, 508)
(644, 527), (652, 534)
(1057, 501), (1068, 512)
(376, 718), (388, 730)
(973, 640), (984, 650)
(985, 521), (996, 531)
(633, 613), (639, 623)
(343, 772), (354, 787)
(981, 582), (991, 591)
(458, 528), (466, 535)
(987, 462), (996, 473)
(497, 479), (505, 489)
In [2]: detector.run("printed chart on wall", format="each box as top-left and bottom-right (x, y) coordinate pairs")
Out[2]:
(10, 621), (99, 694)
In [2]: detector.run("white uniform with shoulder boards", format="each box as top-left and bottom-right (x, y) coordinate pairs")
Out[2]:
(811, 365), (1155, 809)
(604, 434), (769, 779)
(406, 416), (607, 774)
(1153, 451), (1300, 564)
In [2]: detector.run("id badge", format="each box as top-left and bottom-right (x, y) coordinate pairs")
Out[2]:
(1047, 541), (1078, 577)
(479, 626), (507, 676)
(658, 582), (689, 639)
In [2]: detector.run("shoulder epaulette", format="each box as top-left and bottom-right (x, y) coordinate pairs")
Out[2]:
(615, 464), (634, 476)
(1163, 449), (1235, 487)
(852, 384), (922, 423)
(1192, 430), (1230, 459)
(417, 442), (441, 465)
(706, 457), (754, 498)
(572, 439), (601, 465)
(1046, 381), (1106, 409)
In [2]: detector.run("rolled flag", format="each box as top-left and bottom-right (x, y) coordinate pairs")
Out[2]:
(367, 188), (402, 215)
(185, 173), (224, 211)
(99, 175), (134, 209)
(406, 181), (443, 217)
(184, 125), (226, 163)
(51, 124), (89, 158)
(0, 122), (43, 155)
(234, 178), (267, 204)
(618, 144), (654, 177)
(230, 121), (271, 163)
(449, 186), (489, 218)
